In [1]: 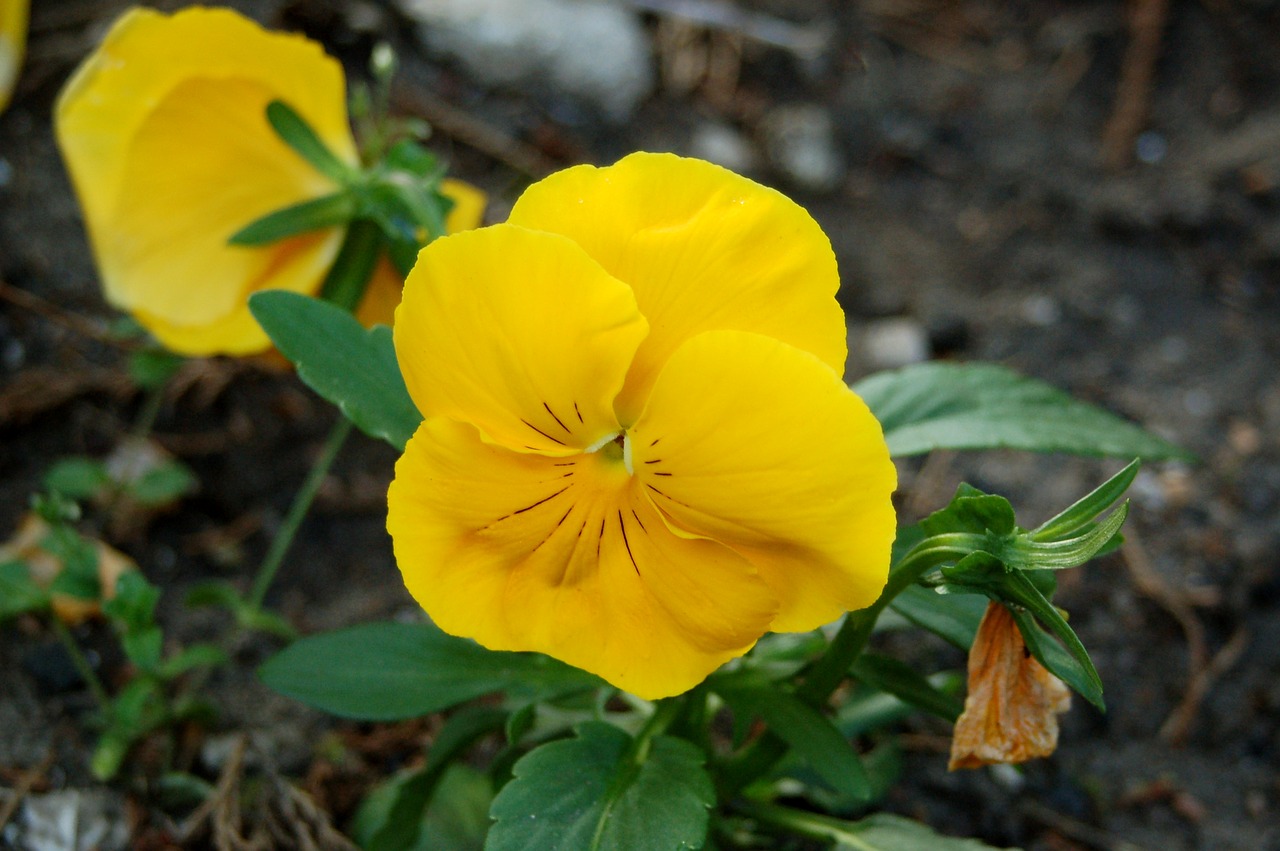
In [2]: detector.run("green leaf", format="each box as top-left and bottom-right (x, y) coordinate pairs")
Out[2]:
(850, 653), (963, 722)
(128, 459), (198, 506)
(259, 621), (600, 721)
(265, 100), (355, 185)
(919, 486), (1017, 539)
(888, 585), (985, 650)
(834, 813), (1017, 850)
(0, 561), (50, 621)
(852, 362), (1192, 461)
(487, 721), (714, 851)
(103, 571), (160, 632)
(43, 457), (111, 500)
(716, 682), (871, 801)
(367, 706), (507, 851)
(128, 348), (184, 390)
(122, 626), (164, 673)
(228, 192), (356, 246)
(1006, 604), (1104, 711)
(41, 527), (100, 601)
(157, 643), (228, 679)
(353, 764), (492, 851)
(248, 291), (422, 449)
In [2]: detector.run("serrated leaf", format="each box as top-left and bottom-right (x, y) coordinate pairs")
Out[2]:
(487, 721), (714, 851)
(259, 621), (600, 721)
(850, 653), (963, 722)
(43, 457), (111, 499)
(228, 192), (356, 246)
(716, 683), (871, 800)
(834, 813), (1018, 850)
(852, 362), (1191, 461)
(249, 291), (422, 449)
(265, 100), (355, 185)
(920, 487), (1017, 539)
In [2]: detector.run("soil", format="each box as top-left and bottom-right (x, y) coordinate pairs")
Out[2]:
(2, 1), (1279, 849)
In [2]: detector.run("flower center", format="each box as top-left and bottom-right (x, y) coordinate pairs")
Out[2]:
(586, 430), (634, 475)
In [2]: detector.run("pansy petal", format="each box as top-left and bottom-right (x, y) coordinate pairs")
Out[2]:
(442, 178), (487, 233)
(55, 7), (354, 352)
(0, 0), (28, 113)
(388, 418), (777, 698)
(508, 152), (846, 422)
(394, 225), (648, 454)
(631, 330), (897, 632)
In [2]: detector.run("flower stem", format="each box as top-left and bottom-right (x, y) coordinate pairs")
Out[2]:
(732, 798), (853, 844)
(320, 219), (383, 312)
(130, 384), (166, 438)
(50, 618), (111, 712)
(247, 416), (353, 610)
(718, 534), (981, 796)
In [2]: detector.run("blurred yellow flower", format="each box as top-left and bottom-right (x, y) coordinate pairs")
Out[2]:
(387, 153), (897, 699)
(0, 0), (27, 112)
(55, 6), (483, 356)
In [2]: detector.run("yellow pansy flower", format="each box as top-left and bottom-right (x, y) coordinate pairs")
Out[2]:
(0, 0), (27, 113)
(387, 153), (897, 699)
(55, 6), (483, 356)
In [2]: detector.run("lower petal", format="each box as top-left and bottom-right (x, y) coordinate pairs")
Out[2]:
(631, 330), (898, 632)
(387, 417), (776, 699)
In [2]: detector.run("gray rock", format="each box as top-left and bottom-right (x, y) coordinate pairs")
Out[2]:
(860, 318), (929, 370)
(761, 104), (845, 192)
(18, 790), (129, 851)
(398, 0), (653, 122)
(688, 122), (760, 174)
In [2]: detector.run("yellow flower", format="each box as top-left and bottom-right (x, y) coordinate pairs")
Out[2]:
(0, 0), (27, 113)
(54, 7), (483, 356)
(387, 153), (897, 699)
(949, 601), (1071, 770)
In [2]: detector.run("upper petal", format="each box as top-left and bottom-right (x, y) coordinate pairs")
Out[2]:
(631, 330), (898, 632)
(387, 417), (777, 699)
(0, 0), (28, 113)
(508, 152), (846, 422)
(55, 7), (354, 352)
(394, 225), (648, 454)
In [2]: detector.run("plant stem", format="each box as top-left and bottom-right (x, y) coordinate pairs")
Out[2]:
(719, 534), (981, 796)
(50, 618), (111, 712)
(130, 384), (166, 438)
(732, 798), (853, 844)
(247, 416), (353, 610)
(320, 219), (383, 311)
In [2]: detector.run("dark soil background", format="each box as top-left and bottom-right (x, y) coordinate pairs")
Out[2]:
(2, 1), (1279, 849)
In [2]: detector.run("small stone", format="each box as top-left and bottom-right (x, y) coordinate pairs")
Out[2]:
(18, 790), (129, 851)
(861, 318), (929, 370)
(688, 122), (759, 174)
(761, 104), (845, 193)
(1021, 294), (1061, 327)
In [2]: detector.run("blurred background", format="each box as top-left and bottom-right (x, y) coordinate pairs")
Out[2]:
(1, 1), (1277, 849)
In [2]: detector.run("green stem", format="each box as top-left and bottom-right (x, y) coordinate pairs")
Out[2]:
(319, 219), (383, 311)
(627, 697), (683, 765)
(247, 416), (353, 610)
(50, 618), (111, 711)
(130, 384), (166, 438)
(719, 534), (981, 796)
(733, 798), (854, 845)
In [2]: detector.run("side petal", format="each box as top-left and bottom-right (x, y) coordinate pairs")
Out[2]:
(631, 330), (897, 632)
(442, 178), (487, 233)
(508, 152), (846, 422)
(387, 418), (777, 699)
(394, 225), (648, 454)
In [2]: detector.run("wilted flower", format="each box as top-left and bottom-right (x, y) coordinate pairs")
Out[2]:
(949, 601), (1072, 770)
(387, 153), (897, 699)
(55, 6), (483, 356)
(0, 0), (26, 112)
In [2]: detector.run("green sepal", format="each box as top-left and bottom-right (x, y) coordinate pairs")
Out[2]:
(228, 192), (357, 246)
(1032, 459), (1139, 541)
(265, 100), (356, 185)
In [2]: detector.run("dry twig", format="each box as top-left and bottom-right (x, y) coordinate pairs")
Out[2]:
(1101, 0), (1169, 169)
